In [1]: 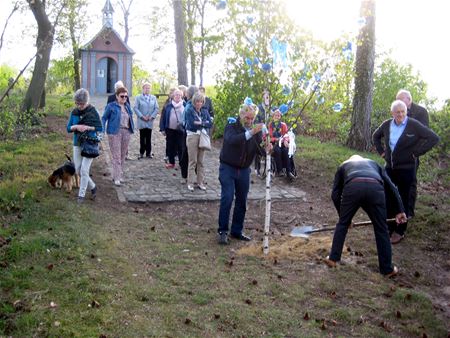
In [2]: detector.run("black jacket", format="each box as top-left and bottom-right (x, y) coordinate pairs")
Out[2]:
(331, 157), (405, 214)
(408, 102), (429, 127)
(372, 117), (439, 169)
(220, 118), (265, 169)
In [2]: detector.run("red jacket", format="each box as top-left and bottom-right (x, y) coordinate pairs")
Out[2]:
(268, 121), (288, 144)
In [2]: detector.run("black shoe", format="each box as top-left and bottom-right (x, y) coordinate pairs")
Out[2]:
(287, 171), (295, 181)
(138, 154), (144, 160)
(218, 232), (229, 245)
(91, 186), (97, 200)
(230, 233), (251, 241)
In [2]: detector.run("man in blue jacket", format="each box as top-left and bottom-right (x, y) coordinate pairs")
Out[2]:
(217, 102), (269, 245)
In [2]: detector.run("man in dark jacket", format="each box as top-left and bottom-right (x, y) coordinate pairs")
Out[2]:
(325, 155), (407, 276)
(217, 103), (269, 244)
(396, 89), (430, 217)
(373, 100), (439, 243)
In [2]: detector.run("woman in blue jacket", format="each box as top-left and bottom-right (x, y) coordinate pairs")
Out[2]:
(184, 91), (212, 191)
(102, 87), (135, 186)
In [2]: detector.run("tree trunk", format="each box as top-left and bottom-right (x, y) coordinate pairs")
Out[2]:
(346, 0), (376, 151)
(186, 0), (196, 85)
(198, 0), (206, 86)
(69, 16), (81, 90)
(173, 0), (188, 85)
(22, 0), (54, 112)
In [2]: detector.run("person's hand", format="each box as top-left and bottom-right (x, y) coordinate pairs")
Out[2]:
(283, 139), (289, 147)
(252, 123), (264, 135)
(381, 152), (385, 158)
(395, 212), (407, 224)
(265, 142), (273, 154)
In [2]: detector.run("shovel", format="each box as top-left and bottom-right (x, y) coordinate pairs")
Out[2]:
(290, 218), (396, 238)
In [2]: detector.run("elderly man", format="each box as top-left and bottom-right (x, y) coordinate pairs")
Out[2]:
(396, 89), (430, 217)
(373, 100), (439, 243)
(325, 155), (407, 277)
(396, 89), (429, 127)
(217, 102), (269, 245)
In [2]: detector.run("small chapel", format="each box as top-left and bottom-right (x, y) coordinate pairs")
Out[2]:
(80, 0), (134, 96)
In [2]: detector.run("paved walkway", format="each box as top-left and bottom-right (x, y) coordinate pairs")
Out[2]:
(91, 95), (306, 203)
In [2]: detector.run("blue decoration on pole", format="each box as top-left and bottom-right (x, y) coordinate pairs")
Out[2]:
(315, 96), (325, 105)
(246, 16), (254, 24)
(253, 57), (260, 65)
(333, 103), (343, 112)
(261, 63), (272, 72)
(244, 97), (253, 105)
(279, 104), (289, 114)
(227, 117), (237, 124)
(216, 0), (227, 10)
(314, 73), (321, 82)
(245, 57), (253, 66)
(282, 85), (292, 96)
(248, 68), (255, 77)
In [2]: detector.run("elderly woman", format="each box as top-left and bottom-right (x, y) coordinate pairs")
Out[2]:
(184, 91), (212, 191)
(268, 107), (292, 179)
(102, 87), (135, 186)
(372, 99), (439, 244)
(134, 82), (159, 159)
(160, 89), (186, 171)
(67, 88), (103, 203)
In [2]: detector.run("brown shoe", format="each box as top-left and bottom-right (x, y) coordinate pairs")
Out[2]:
(390, 232), (404, 244)
(324, 256), (337, 268)
(384, 266), (399, 278)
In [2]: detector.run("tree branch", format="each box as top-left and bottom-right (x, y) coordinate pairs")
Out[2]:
(0, 2), (19, 54)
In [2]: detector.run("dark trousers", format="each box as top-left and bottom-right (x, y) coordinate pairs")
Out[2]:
(218, 163), (250, 236)
(329, 181), (393, 275)
(139, 128), (152, 156)
(273, 144), (291, 174)
(179, 132), (188, 179)
(166, 128), (184, 164)
(386, 167), (415, 235)
(408, 159), (419, 217)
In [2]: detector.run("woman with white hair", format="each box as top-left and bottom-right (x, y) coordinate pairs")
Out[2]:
(134, 82), (159, 159)
(372, 99), (439, 244)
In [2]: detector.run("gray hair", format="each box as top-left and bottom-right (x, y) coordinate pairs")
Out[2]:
(396, 89), (412, 101)
(114, 80), (125, 91)
(74, 88), (89, 104)
(186, 85), (198, 100)
(192, 91), (205, 105)
(239, 103), (258, 119)
(391, 99), (407, 112)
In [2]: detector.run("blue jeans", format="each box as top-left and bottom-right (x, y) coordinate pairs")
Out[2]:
(218, 163), (250, 235)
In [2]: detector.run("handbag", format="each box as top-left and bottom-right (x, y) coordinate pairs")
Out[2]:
(79, 132), (100, 158)
(199, 129), (211, 151)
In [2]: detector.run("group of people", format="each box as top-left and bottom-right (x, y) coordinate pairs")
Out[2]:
(66, 84), (439, 277)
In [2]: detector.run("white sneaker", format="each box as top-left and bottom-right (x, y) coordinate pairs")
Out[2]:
(114, 180), (121, 186)
(187, 184), (194, 192)
(198, 184), (207, 191)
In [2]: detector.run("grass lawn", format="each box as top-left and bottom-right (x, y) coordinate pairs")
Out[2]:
(0, 112), (448, 337)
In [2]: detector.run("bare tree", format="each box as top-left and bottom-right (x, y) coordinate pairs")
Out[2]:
(346, 0), (376, 151)
(173, 0), (188, 85)
(22, 0), (66, 112)
(185, 0), (196, 85)
(0, 2), (19, 55)
(117, 0), (134, 44)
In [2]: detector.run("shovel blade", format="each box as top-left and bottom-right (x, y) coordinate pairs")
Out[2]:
(290, 225), (315, 238)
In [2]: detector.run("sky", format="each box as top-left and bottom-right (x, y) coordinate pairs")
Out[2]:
(0, 0), (448, 107)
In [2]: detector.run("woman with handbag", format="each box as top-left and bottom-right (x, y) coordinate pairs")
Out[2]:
(184, 91), (212, 191)
(102, 87), (135, 186)
(160, 89), (186, 174)
(66, 88), (103, 203)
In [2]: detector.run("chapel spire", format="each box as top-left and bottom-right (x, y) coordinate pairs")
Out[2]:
(102, 0), (114, 28)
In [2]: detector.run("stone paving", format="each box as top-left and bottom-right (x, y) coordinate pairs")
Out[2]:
(91, 95), (306, 203)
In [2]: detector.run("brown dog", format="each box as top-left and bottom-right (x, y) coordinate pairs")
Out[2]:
(48, 155), (76, 192)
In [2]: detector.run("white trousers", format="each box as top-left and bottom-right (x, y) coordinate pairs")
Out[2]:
(73, 146), (95, 198)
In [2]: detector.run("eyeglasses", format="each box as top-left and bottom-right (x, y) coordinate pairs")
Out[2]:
(75, 102), (86, 106)
(119, 95), (128, 99)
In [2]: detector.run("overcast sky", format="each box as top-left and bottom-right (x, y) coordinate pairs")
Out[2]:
(1, 0), (448, 106)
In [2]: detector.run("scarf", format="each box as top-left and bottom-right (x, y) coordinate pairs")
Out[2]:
(74, 104), (102, 128)
(172, 100), (184, 117)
